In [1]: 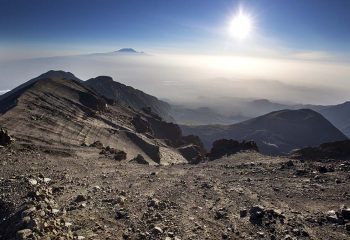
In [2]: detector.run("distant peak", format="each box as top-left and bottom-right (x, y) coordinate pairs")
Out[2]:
(113, 48), (145, 55)
(117, 48), (138, 53)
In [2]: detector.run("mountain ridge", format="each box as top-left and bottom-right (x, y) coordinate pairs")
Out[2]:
(0, 72), (203, 165)
(181, 108), (348, 155)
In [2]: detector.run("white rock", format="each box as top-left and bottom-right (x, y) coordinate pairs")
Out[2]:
(28, 179), (37, 185)
(65, 222), (72, 227)
(43, 178), (51, 183)
(51, 209), (59, 214)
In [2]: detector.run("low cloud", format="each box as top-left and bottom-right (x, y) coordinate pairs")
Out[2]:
(0, 52), (349, 107)
(0, 89), (10, 94)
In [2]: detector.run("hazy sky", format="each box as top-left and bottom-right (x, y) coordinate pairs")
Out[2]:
(0, 0), (349, 105)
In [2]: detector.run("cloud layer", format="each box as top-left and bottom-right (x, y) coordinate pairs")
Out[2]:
(0, 52), (349, 107)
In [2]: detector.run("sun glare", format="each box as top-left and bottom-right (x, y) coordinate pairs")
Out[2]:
(229, 10), (253, 40)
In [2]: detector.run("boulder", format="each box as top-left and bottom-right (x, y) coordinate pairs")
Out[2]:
(114, 151), (127, 161)
(89, 141), (104, 148)
(0, 128), (13, 146)
(249, 205), (265, 225)
(129, 154), (149, 165)
(208, 139), (259, 160)
(177, 144), (204, 164)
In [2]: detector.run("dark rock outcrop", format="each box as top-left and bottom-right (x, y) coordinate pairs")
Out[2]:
(293, 140), (350, 160)
(177, 145), (205, 164)
(208, 139), (258, 160)
(130, 154), (148, 165)
(132, 115), (152, 134)
(0, 128), (12, 146)
(85, 76), (174, 122)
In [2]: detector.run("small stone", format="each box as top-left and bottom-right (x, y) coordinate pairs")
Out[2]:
(345, 223), (350, 231)
(215, 208), (228, 219)
(28, 179), (37, 185)
(52, 208), (59, 214)
(65, 222), (73, 227)
(284, 235), (292, 240)
(222, 233), (229, 239)
(75, 194), (87, 203)
(116, 196), (127, 205)
(326, 210), (338, 223)
(115, 208), (128, 219)
(240, 209), (247, 218)
(147, 198), (160, 208)
(16, 229), (32, 239)
(43, 177), (51, 183)
(152, 226), (163, 235)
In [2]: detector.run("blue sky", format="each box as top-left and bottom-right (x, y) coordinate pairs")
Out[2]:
(1, 0), (350, 57)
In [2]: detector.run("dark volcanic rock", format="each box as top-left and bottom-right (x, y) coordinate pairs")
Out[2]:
(0, 128), (13, 146)
(182, 134), (206, 154)
(132, 115), (152, 133)
(293, 140), (350, 160)
(177, 144), (204, 164)
(79, 91), (107, 111)
(129, 154), (148, 165)
(114, 151), (127, 161)
(90, 141), (104, 149)
(208, 139), (258, 160)
(249, 205), (265, 225)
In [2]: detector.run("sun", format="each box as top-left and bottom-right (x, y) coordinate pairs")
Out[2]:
(229, 10), (253, 40)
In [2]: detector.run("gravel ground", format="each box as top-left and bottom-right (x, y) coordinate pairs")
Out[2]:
(1, 144), (350, 240)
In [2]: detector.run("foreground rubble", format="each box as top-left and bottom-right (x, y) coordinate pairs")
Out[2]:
(1, 144), (350, 239)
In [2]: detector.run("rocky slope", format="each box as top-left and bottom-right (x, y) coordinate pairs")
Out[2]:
(85, 76), (174, 122)
(317, 102), (350, 138)
(181, 109), (348, 155)
(0, 71), (202, 165)
(1, 146), (350, 239)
